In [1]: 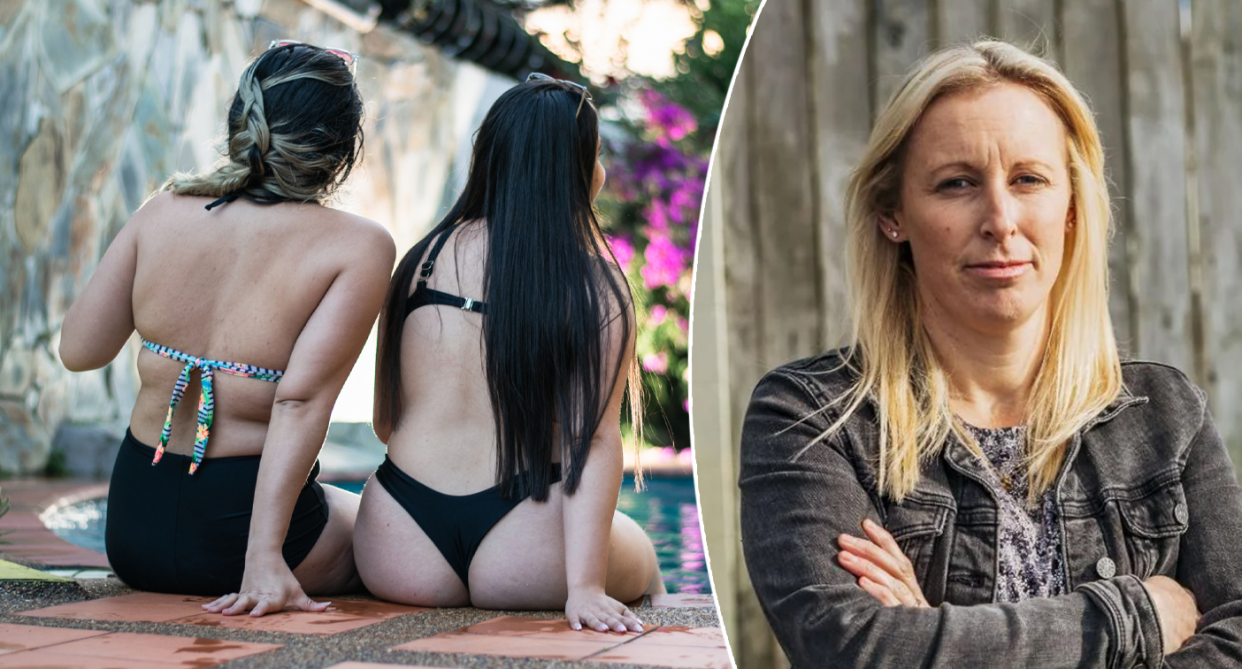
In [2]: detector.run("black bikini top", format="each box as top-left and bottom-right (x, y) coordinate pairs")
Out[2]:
(405, 226), (488, 317)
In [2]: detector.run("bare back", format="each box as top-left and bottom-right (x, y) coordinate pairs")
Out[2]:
(385, 222), (502, 493)
(125, 191), (388, 457)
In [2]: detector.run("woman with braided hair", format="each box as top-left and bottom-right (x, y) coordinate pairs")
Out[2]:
(60, 41), (395, 616)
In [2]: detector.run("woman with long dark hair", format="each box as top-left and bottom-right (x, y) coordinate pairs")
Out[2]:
(60, 42), (395, 615)
(355, 76), (664, 632)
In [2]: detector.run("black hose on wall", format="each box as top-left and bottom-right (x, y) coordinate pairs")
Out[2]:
(375, 0), (581, 81)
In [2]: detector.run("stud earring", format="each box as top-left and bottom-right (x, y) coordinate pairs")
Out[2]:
(890, 229), (899, 239)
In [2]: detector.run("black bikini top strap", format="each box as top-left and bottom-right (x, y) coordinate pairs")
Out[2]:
(204, 191), (290, 212)
(204, 193), (241, 211)
(417, 227), (457, 284)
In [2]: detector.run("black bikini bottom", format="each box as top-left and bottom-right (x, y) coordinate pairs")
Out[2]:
(105, 429), (329, 596)
(374, 456), (560, 589)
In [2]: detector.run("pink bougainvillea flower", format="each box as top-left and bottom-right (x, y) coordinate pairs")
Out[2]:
(642, 233), (692, 290)
(606, 234), (635, 269)
(650, 304), (668, 325)
(644, 200), (672, 231)
(642, 352), (669, 374)
(641, 90), (698, 143)
(669, 187), (700, 220)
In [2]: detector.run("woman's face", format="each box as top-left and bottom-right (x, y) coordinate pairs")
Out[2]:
(591, 137), (606, 201)
(884, 82), (1073, 334)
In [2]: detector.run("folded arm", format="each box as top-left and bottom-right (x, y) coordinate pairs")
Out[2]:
(1162, 398), (1242, 668)
(739, 368), (1164, 669)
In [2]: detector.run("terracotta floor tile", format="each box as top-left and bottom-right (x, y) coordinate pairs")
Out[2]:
(650, 593), (717, 608)
(0, 649), (174, 668)
(0, 547), (110, 569)
(174, 600), (426, 636)
(589, 638), (733, 668)
(0, 547), (81, 558)
(0, 623), (107, 654)
(0, 530), (83, 545)
(45, 631), (280, 665)
(461, 615), (652, 642)
(638, 626), (726, 648)
(325, 664), (449, 669)
(393, 631), (617, 660)
(20, 593), (213, 622)
(0, 513), (56, 531)
(29, 552), (110, 569)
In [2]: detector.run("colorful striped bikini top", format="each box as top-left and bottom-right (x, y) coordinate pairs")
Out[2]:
(141, 339), (283, 474)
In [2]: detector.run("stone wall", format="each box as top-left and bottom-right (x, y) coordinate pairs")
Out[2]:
(0, 0), (508, 473)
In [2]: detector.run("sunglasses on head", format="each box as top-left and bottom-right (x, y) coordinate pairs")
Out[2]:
(268, 39), (357, 74)
(526, 72), (593, 118)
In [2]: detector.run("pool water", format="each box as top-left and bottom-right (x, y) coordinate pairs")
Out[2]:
(44, 475), (709, 594)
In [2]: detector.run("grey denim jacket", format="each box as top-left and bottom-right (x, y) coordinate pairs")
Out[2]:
(740, 350), (1242, 668)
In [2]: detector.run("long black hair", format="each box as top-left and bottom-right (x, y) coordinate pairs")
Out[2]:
(374, 78), (640, 501)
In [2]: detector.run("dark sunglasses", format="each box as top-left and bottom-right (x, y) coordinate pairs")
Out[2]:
(526, 72), (593, 118)
(268, 39), (357, 74)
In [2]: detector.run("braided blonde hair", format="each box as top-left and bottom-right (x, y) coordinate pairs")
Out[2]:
(164, 44), (363, 204)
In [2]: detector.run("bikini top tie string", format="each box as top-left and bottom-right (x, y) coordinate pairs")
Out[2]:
(141, 339), (283, 474)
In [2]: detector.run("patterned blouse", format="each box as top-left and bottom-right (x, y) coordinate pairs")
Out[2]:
(963, 423), (1067, 602)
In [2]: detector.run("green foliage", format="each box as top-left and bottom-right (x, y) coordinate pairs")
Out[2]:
(595, 0), (757, 451)
(43, 451), (70, 479)
(660, 0), (762, 144)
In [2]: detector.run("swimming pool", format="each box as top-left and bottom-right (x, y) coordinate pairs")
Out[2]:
(43, 474), (710, 594)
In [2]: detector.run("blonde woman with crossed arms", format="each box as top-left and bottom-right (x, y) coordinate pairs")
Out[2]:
(741, 41), (1235, 667)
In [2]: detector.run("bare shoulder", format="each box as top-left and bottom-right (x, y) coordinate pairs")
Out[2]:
(126, 190), (180, 228)
(313, 208), (396, 262)
(593, 258), (635, 332)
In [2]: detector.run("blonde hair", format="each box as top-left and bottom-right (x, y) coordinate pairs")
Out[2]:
(164, 43), (363, 203)
(825, 40), (1121, 502)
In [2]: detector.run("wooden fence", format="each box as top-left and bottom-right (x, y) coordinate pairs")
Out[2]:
(690, 0), (1242, 665)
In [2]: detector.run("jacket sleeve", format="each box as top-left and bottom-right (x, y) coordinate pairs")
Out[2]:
(1163, 399), (1242, 667)
(739, 368), (1164, 669)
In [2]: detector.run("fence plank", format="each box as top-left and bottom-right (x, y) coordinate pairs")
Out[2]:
(722, 12), (771, 669)
(935, 0), (991, 47)
(1122, 0), (1193, 371)
(748, 0), (821, 371)
(719, 0), (757, 569)
(808, 0), (870, 350)
(1191, 0), (1242, 458)
(872, 0), (932, 115)
(1061, 0), (1133, 355)
(995, 0), (1058, 60)
(691, 146), (738, 646)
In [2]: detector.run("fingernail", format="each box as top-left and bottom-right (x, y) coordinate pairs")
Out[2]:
(839, 552), (855, 562)
(572, 623), (581, 630)
(839, 534), (856, 545)
(863, 518), (876, 529)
